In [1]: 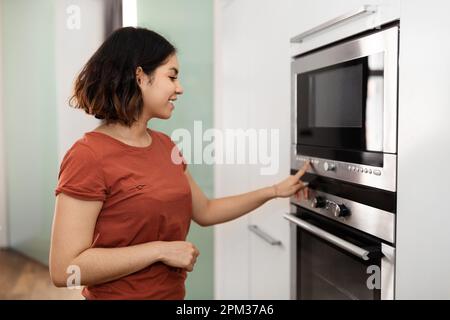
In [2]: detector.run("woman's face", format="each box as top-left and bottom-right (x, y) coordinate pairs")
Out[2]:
(137, 54), (184, 120)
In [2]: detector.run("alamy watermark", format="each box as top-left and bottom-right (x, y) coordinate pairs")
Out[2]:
(367, 265), (381, 290)
(170, 121), (280, 175)
(66, 5), (81, 30)
(66, 264), (81, 289)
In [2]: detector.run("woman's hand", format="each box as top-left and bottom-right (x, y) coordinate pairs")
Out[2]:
(272, 161), (310, 200)
(158, 241), (200, 272)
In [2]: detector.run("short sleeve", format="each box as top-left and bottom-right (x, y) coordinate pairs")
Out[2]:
(55, 142), (107, 201)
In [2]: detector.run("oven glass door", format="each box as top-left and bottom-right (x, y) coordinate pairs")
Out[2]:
(295, 209), (382, 300)
(296, 52), (384, 153)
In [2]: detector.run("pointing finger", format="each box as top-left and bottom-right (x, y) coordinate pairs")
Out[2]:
(295, 161), (310, 179)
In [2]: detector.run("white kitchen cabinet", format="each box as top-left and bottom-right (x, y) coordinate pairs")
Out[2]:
(214, 0), (292, 299)
(395, 0), (450, 299)
(289, 0), (401, 55)
(245, 0), (292, 299)
(216, 0), (450, 300)
(214, 0), (401, 300)
(214, 0), (253, 299)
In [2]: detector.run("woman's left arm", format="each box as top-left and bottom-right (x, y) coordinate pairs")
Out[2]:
(186, 162), (310, 227)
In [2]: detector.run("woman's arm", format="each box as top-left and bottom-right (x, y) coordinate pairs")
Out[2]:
(50, 193), (198, 287)
(188, 162), (310, 227)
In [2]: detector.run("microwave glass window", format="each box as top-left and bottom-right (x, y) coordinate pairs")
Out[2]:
(296, 53), (384, 153)
(308, 62), (363, 128)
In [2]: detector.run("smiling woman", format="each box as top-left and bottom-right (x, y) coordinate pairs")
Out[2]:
(51, 27), (195, 300)
(49, 26), (309, 300)
(70, 27), (182, 125)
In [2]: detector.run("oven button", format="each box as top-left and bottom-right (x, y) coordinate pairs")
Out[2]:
(373, 169), (381, 176)
(311, 196), (326, 209)
(364, 168), (368, 173)
(323, 162), (336, 171)
(334, 204), (350, 218)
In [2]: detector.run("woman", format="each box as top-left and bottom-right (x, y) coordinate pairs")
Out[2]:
(49, 27), (309, 300)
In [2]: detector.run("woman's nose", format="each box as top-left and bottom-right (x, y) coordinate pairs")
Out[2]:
(176, 83), (184, 95)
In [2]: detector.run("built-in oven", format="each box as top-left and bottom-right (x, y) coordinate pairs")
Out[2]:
(285, 173), (396, 300)
(291, 23), (399, 192)
(289, 22), (399, 300)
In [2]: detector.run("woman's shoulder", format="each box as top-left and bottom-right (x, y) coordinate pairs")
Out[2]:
(149, 128), (168, 139)
(63, 133), (105, 163)
(149, 129), (175, 146)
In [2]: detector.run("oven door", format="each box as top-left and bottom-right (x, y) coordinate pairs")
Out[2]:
(285, 208), (395, 300)
(291, 25), (398, 159)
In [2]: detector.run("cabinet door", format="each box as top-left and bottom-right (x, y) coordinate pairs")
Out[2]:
(215, 0), (293, 299)
(214, 0), (254, 300)
(289, 0), (401, 55)
(246, 0), (292, 300)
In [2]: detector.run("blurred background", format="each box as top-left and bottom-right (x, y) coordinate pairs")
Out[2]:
(0, 0), (213, 299)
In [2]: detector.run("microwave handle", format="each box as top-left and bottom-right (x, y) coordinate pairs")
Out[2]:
(284, 213), (378, 261)
(290, 5), (377, 43)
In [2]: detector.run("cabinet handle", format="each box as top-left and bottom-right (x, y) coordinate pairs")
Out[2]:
(248, 225), (282, 246)
(290, 5), (377, 43)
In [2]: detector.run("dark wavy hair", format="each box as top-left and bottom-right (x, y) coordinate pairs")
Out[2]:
(70, 27), (176, 126)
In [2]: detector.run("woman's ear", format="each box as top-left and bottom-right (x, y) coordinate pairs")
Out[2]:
(135, 66), (144, 86)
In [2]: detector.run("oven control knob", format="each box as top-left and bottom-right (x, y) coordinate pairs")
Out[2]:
(311, 197), (326, 208)
(334, 204), (350, 218)
(323, 162), (336, 171)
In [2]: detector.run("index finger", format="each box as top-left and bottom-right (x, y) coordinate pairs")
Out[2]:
(294, 160), (310, 178)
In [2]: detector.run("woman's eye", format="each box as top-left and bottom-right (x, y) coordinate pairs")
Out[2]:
(169, 76), (178, 81)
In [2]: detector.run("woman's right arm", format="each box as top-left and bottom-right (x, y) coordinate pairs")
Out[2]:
(49, 193), (199, 287)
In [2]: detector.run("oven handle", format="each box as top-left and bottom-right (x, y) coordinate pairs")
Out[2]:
(284, 213), (379, 261)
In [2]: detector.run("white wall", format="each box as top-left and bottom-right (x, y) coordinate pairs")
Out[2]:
(0, 0), (120, 261)
(396, 0), (450, 299)
(0, 0), (8, 248)
(55, 0), (109, 162)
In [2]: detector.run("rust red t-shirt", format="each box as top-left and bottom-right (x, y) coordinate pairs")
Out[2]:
(54, 128), (192, 300)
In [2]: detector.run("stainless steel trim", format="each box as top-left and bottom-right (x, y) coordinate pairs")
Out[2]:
(290, 5), (377, 43)
(291, 26), (396, 75)
(381, 243), (395, 300)
(292, 152), (397, 192)
(284, 213), (372, 260)
(383, 27), (399, 154)
(291, 189), (395, 243)
(291, 70), (297, 145)
(248, 225), (282, 246)
(291, 26), (399, 154)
